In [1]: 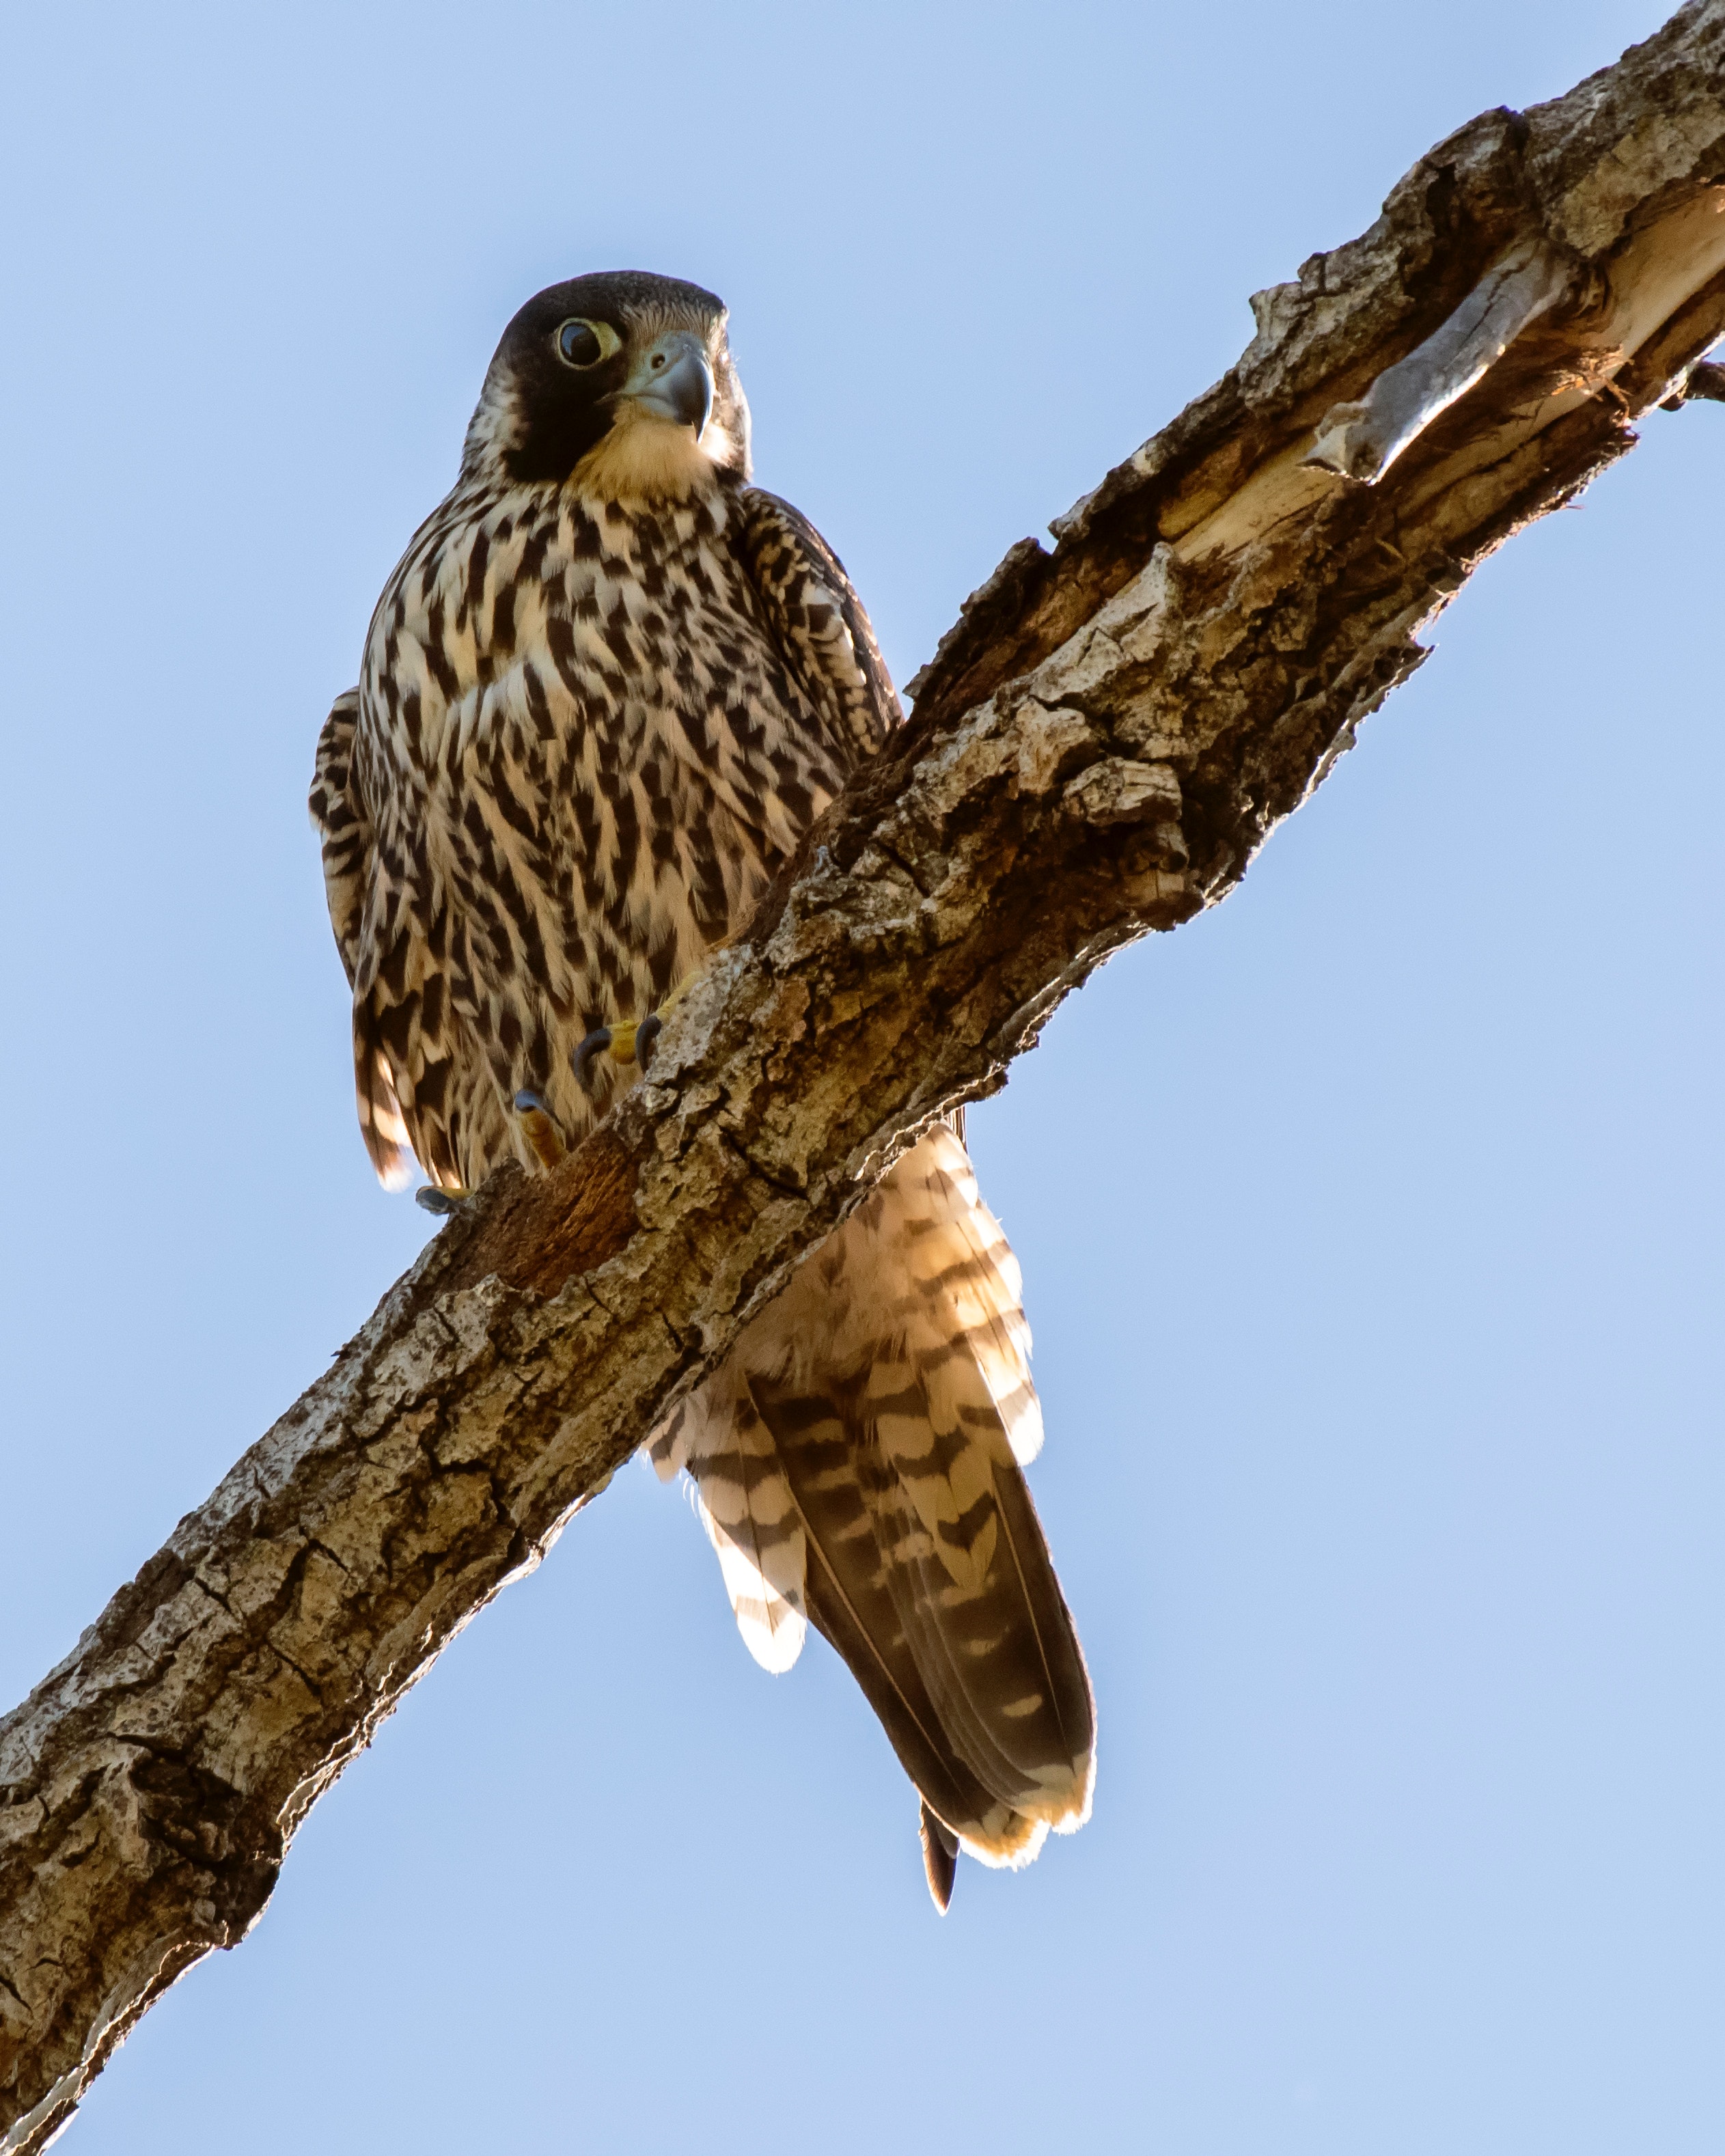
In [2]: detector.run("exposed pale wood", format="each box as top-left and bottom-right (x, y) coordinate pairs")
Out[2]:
(3, 6), (1723, 2146)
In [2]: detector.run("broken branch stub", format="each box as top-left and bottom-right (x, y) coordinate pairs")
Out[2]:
(3, 4), (1724, 2148)
(1304, 235), (1576, 482)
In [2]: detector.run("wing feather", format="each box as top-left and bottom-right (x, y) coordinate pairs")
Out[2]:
(307, 688), (369, 988)
(734, 489), (902, 771)
(310, 686), (501, 1192)
(310, 689), (417, 1189)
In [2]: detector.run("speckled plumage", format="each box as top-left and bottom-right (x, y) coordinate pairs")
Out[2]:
(311, 272), (1093, 1905)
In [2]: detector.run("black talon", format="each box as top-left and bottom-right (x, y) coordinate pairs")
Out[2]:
(572, 1025), (613, 1091)
(416, 1186), (467, 1217)
(635, 1011), (663, 1070)
(513, 1088), (549, 1115)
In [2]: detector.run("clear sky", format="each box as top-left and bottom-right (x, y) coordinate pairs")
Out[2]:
(2, 1), (1721, 2150)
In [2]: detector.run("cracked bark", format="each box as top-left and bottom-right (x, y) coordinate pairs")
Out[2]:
(5, 5), (1724, 2146)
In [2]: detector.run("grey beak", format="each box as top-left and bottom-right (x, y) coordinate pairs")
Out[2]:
(618, 330), (715, 434)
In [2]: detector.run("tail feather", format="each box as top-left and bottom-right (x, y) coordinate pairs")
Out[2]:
(750, 1372), (1051, 1864)
(658, 1126), (1095, 1891)
(920, 1802), (959, 1913)
(855, 1383), (1092, 1842)
(650, 1375), (807, 1675)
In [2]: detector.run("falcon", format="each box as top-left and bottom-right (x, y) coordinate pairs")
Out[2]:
(309, 271), (1095, 1907)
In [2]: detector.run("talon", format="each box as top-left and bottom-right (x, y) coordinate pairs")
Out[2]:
(635, 969), (702, 1070)
(571, 971), (702, 1094)
(572, 1025), (613, 1091)
(415, 1185), (472, 1217)
(513, 1089), (567, 1168)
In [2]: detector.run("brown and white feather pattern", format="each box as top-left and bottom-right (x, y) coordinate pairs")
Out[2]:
(309, 274), (1094, 1901)
(651, 1123), (1091, 1867)
(320, 473), (869, 1191)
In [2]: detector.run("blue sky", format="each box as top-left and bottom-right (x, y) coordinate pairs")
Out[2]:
(1, 2), (1721, 2149)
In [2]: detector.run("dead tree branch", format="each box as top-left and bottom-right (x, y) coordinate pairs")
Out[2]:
(4, 5), (1724, 2145)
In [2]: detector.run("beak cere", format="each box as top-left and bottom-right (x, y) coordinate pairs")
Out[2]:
(621, 329), (715, 434)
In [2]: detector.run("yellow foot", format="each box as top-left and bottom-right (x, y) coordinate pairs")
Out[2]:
(570, 971), (702, 1094)
(512, 1090), (567, 1168)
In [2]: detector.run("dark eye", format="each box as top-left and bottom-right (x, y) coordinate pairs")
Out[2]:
(555, 317), (620, 369)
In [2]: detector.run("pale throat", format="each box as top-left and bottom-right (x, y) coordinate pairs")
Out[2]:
(571, 405), (721, 505)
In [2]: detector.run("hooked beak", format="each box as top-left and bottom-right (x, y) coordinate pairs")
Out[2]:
(614, 329), (715, 435)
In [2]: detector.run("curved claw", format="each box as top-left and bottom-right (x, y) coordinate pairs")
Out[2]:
(572, 1025), (613, 1092)
(415, 1185), (471, 1217)
(635, 1011), (663, 1070)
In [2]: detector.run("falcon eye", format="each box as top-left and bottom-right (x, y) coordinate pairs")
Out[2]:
(555, 317), (620, 370)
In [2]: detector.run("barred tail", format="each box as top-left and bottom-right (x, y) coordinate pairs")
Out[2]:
(653, 1126), (1094, 1905)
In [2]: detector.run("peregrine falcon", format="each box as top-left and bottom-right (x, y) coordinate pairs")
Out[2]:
(309, 271), (1095, 1907)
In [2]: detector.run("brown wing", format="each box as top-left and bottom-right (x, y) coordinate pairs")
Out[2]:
(311, 688), (507, 1192)
(309, 690), (416, 1189)
(307, 689), (368, 991)
(734, 489), (902, 771)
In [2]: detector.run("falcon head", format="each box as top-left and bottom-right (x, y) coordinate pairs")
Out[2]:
(462, 271), (752, 498)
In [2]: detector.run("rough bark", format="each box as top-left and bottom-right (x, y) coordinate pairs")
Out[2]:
(4, 5), (1724, 2145)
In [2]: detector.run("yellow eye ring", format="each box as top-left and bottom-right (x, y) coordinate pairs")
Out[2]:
(555, 317), (622, 370)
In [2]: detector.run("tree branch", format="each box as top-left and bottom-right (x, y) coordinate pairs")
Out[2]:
(5, 5), (1724, 2144)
